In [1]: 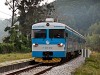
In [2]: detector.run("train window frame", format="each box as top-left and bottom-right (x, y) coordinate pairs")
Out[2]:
(64, 30), (68, 38)
(65, 32), (68, 37)
(32, 29), (46, 38)
(49, 29), (64, 38)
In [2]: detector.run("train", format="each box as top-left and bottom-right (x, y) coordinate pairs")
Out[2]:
(31, 18), (85, 63)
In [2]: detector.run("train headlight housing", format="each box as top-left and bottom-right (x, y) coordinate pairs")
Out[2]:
(57, 43), (63, 47)
(33, 43), (38, 47)
(46, 23), (49, 26)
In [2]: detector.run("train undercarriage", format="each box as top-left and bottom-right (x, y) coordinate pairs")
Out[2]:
(34, 50), (81, 63)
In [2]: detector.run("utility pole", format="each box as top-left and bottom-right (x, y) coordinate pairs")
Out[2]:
(12, 0), (15, 26)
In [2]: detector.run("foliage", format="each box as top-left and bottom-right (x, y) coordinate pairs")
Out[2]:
(86, 34), (100, 50)
(17, 0), (55, 35)
(2, 24), (31, 53)
(0, 43), (31, 53)
(0, 43), (14, 53)
(54, 0), (100, 35)
(5, 0), (55, 35)
(4, 26), (10, 32)
(74, 52), (100, 75)
(86, 22), (100, 52)
(3, 0), (55, 54)
(20, 45), (31, 53)
(88, 22), (100, 35)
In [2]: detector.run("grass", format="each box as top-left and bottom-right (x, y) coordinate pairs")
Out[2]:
(0, 53), (32, 63)
(74, 51), (100, 75)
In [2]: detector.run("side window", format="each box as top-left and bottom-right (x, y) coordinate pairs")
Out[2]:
(66, 33), (68, 37)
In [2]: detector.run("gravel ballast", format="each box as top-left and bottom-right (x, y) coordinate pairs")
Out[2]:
(19, 56), (85, 75)
(42, 55), (85, 75)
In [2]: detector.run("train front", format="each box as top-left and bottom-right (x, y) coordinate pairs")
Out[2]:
(32, 19), (66, 63)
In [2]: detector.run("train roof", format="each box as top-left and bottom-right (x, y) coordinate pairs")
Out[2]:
(32, 22), (85, 40)
(32, 22), (66, 29)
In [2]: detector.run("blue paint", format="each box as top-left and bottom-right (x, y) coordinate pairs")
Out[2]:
(31, 22), (85, 60)
(32, 29), (67, 58)
(32, 51), (66, 57)
(32, 38), (65, 44)
(32, 29), (66, 44)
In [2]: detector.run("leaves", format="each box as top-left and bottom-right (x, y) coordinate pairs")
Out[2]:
(4, 26), (10, 32)
(3, 0), (54, 53)
(88, 22), (100, 35)
(86, 22), (100, 51)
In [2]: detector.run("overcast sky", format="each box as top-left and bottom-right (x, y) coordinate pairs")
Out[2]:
(0, 0), (55, 20)
(0, 0), (12, 19)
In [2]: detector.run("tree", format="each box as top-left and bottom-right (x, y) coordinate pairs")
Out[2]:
(17, 0), (55, 35)
(88, 22), (100, 35)
(4, 0), (55, 43)
(86, 22), (100, 52)
(5, 0), (55, 35)
(86, 34), (100, 51)
(5, 0), (19, 26)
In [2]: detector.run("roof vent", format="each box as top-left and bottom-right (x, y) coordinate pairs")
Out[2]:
(45, 18), (54, 22)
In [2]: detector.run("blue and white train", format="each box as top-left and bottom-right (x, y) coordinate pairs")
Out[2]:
(31, 18), (85, 63)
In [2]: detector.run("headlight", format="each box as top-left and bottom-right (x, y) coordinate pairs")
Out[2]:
(33, 43), (38, 47)
(57, 43), (63, 47)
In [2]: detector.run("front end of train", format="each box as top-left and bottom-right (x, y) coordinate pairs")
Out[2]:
(32, 18), (67, 63)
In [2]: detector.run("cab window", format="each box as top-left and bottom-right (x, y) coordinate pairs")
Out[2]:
(32, 29), (46, 38)
(49, 29), (64, 38)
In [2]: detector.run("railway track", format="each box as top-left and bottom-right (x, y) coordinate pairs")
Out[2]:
(2, 55), (83, 75)
(4, 63), (60, 75)
(3, 63), (42, 75)
(34, 64), (59, 75)
(2, 61), (63, 75)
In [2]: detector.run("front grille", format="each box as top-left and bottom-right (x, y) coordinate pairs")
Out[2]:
(43, 51), (53, 57)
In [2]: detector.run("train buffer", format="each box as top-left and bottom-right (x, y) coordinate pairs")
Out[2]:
(82, 49), (91, 58)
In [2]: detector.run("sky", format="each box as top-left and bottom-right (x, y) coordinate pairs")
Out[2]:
(0, 0), (12, 19)
(0, 0), (55, 20)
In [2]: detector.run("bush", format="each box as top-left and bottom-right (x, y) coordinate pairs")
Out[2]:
(0, 43), (14, 53)
(20, 45), (31, 53)
(0, 43), (31, 54)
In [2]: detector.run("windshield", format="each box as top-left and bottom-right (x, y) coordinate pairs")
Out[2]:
(49, 29), (64, 38)
(32, 29), (46, 38)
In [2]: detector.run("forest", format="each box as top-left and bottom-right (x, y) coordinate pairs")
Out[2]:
(54, 0), (100, 52)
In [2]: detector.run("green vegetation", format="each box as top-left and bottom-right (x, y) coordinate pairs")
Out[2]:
(55, 0), (100, 35)
(0, 43), (31, 53)
(86, 22), (100, 52)
(75, 20), (100, 75)
(1, 0), (55, 54)
(74, 52), (100, 75)
(0, 53), (32, 63)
